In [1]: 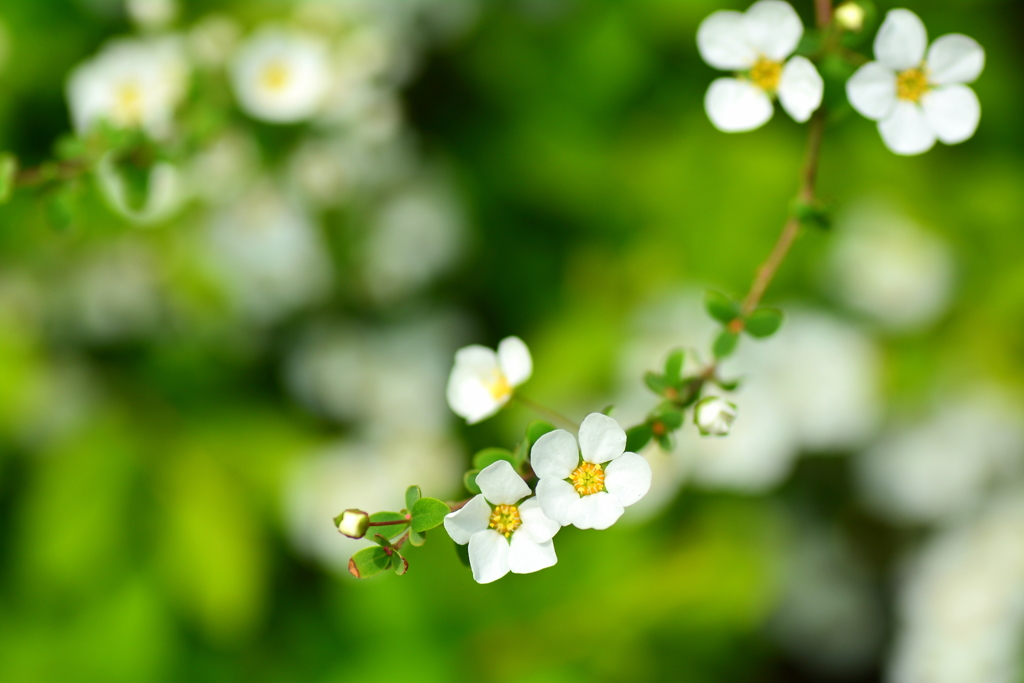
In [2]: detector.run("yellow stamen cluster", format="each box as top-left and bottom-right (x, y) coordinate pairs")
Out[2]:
(749, 56), (783, 93)
(896, 67), (929, 102)
(485, 370), (512, 402)
(114, 83), (144, 125)
(570, 461), (606, 497)
(489, 504), (521, 537)
(261, 62), (292, 92)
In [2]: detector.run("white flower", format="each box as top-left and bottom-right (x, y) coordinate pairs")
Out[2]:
(694, 396), (738, 436)
(533, 413), (652, 530)
(66, 37), (189, 139)
(697, 0), (823, 132)
(846, 9), (984, 156)
(95, 153), (183, 225)
(230, 27), (330, 123)
(444, 460), (560, 584)
(446, 336), (532, 424)
(834, 2), (866, 33)
(127, 0), (178, 31)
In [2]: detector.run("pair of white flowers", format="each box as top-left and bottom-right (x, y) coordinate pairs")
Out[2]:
(698, 2), (984, 156)
(444, 413), (652, 583)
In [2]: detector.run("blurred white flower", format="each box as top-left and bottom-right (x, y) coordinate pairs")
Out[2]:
(444, 461), (560, 584)
(187, 14), (241, 68)
(827, 202), (955, 331)
(288, 133), (415, 207)
(694, 396), (737, 436)
(846, 9), (984, 155)
(126, 0), (178, 31)
(66, 36), (189, 139)
(446, 336), (532, 424)
(834, 2), (866, 33)
(856, 391), (1024, 525)
(230, 27), (330, 123)
(697, 0), (823, 132)
(95, 154), (184, 225)
(186, 130), (261, 205)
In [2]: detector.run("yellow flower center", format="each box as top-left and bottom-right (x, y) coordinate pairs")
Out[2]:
(114, 83), (144, 125)
(260, 62), (292, 92)
(570, 461), (605, 496)
(489, 504), (521, 537)
(749, 56), (783, 93)
(484, 369), (512, 402)
(896, 67), (929, 103)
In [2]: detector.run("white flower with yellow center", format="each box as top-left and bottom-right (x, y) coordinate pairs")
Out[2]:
(697, 0), (823, 132)
(533, 413), (652, 530)
(444, 460), (560, 584)
(846, 9), (984, 156)
(446, 336), (532, 424)
(230, 27), (330, 123)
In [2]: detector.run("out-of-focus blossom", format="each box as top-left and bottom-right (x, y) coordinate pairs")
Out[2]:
(697, 0), (823, 132)
(834, 2), (866, 33)
(446, 336), (532, 424)
(126, 0), (178, 31)
(230, 27), (330, 123)
(186, 130), (261, 204)
(694, 396), (737, 436)
(66, 36), (190, 139)
(847, 9), (984, 155)
(187, 14), (241, 68)
(95, 154), (184, 225)
(288, 134), (414, 207)
(856, 391), (1024, 525)
(827, 203), (955, 331)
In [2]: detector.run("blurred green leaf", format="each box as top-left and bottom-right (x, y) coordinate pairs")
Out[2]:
(664, 349), (684, 385)
(644, 371), (667, 396)
(473, 447), (516, 470)
(348, 546), (391, 579)
(653, 407), (684, 431)
(410, 498), (450, 532)
(464, 470), (481, 495)
(745, 308), (783, 338)
(625, 424), (652, 452)
(0, 153), (17, 204)
(405, 485), (422, 511)
(713, 331), (739, 359)
(704, 290), (740, 324)
(526, 420), (556, 446)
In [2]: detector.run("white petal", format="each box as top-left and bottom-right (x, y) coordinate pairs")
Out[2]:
(578, 413), (627, 464)
(705, 78), (774, 133)
(744, 0), (803, 62)
(443, 494), (491, 545)
(846, 61), (897, 121)
(530, 429), (579, 480)
(468, 529), (510, 584)
(445, 346), (503, 423)
(518, 497), (561, 544)
(697, 10), (756, 71)
(874, 9), (927, 72)
(921, 84), (980, 145)
(568, 492), (624, 530)
(497, 336), (532, 387)
(878, 101), (937, 156)
(476, 460), (531, 506)
(536, 477), (578, 526)
(604, 452), (652, 507)
(507, 532), (557, 574)
(777, 56), (823, 123)
(926, 34), (985, 85)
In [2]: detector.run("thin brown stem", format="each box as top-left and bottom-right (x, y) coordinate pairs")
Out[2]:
(513, 394), (580, 431)
(815, 0), (833, 28)
(15, 159), (89, 188)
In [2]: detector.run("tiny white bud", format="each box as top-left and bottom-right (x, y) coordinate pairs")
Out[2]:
(335, 509), (370, 538)
(694, 396), (738, 437)
(835, 2), (866, 32)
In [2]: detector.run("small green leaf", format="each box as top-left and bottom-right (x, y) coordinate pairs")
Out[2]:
(368, 511), (408, 540)
(625, 424), (652, 453)
(0, 153), (17, 204)
(454, 541), (471, 568)
(704, 289), (740, 325)
(794, 199), (832, 230)
(348, 546), (392, 579)
(464, 470), (481, 495)
(601, 405), (615, 416)
(526, 420), (556, 445)
(45, 189), (76, 232)
(473, 447), (516, 471)
(663, 349), (684, 385)
(653, 408), (684, 430)
(716, 377), (742, 391)
(409, 528), (426, 547)
(713, 331), (739, 359)
(644, 371), (667, 396)
(372, 533), (393, 548)
(392, 551), (409, 576)
(745, 307), (784, 338)
(410, 497), (451, 533)
(655, 433), (675, 452)
(405, 485), (422, 511)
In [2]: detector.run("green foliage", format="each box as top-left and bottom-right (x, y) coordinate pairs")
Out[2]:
(644, 371), (668, 396)
(409, 528), (427, 547)
(368, 512), (408, 540)
(625, 424), (652, 452)
(526, 420), (556, 444)
(664, 349), (684, 385)
(472, 447), (516, 470)
(405, 485), (422, 511)
(0, 153), (17, 204)
(347, 546), (392, 579)
(463, 470), (481, 495)
(392, 551), (409, 575)
(410, 498), (450, 533)
(704, 290), (740, 325)
(713, 331), (739, 359)
(745, 308), (784, 338)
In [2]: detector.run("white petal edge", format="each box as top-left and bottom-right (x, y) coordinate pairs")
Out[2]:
(874, 9), (928, 72)
(508, 532), (557, 574)
(530, 429), (579, 480)
(446, 346), (503, 423)
(578, 412), (627, 464)
(567, 492), (624, 530)
(536, 477), (578, 526)
(743, 0), (803, 62)
(604, 452), (653, 508)
(443, 494), (491, 545)
(705, 78), (774, 133)
(476, 460), (532, 506)
(846, 61), (897, 121)
(878, 101), (937, 156)
(777, 56), (823, 123)
(518, 497), (561, 544)
(927, 34), (985, 86)
(497, 336), (532, 387)
(697, 10), (756, 71)
(468, 529), (510, 584)
(922, 84), (980, 145)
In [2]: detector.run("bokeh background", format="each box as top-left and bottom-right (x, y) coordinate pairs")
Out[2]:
(0, 0), (1023, 681)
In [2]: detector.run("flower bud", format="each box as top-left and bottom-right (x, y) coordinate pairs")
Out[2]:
(835, 2), (866, 32)
(694, 397), (738, 437)
(335, 509), (370, 538)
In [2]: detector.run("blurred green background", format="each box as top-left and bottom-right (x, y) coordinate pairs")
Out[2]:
(0, 0), (1022, 682)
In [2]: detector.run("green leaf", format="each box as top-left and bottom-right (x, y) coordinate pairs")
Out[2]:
(526, 420), (556, 445)
(655, 433), (675, 452)
(0, 153), (17, 204)
(663, 349), (684, 385)
(372, 533), (393, 548)
(348, 546), (392, 579)
(704, 289), (740, 324)
(368, 511), (408, 540)
(405, 485), (422, 511)
(625, 424), (652, 453)
(745, 308), (784, 338)
(464, 470), (481, 495)
(713, 331), (739, 359)
(45, 189), (76, 232)
(601, 404), (615, 416)
(409, 528), (426, 547)
(473, 447), (516, 471)
(454, 541), (471, 568)
(716, 377), (742, 391)
(794, 200), (832, 230)
(653, 408), (684, 431)
(392, 551), (409, 576)
(644, 371), (668, 396)
(410, 497), (451, 533)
